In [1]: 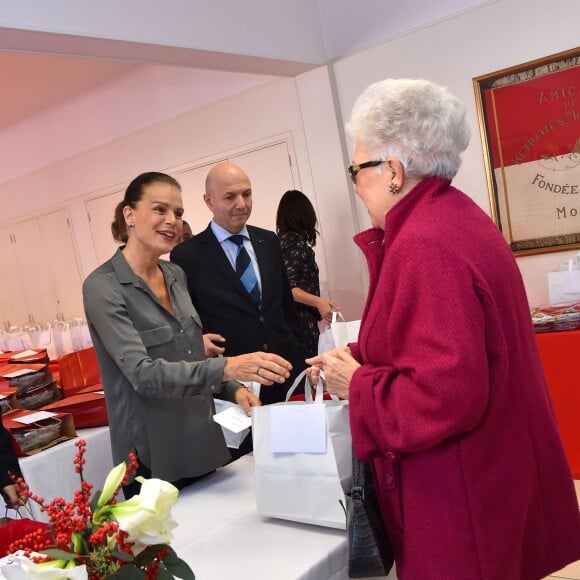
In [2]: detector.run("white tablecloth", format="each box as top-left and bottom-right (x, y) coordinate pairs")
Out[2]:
(171, 455), (349, 580)
(17, 426), (113, 521)
(8, 429), (375, 579)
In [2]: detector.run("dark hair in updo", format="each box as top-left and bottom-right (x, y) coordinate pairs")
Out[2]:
(111, 172), (181, 243)
(276, 190), (318, 247)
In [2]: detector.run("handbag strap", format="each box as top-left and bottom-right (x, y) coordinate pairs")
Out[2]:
(351, 450), (367, 490)
(4, 502), (36, 521)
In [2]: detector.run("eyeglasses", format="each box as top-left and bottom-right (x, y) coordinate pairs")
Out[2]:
(347, 160), (386, 184)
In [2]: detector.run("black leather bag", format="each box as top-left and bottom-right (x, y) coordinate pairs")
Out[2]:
(346, 453), (395, 578)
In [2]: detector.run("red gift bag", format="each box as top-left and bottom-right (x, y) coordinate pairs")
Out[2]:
(42, 391), (108, 429)
(0, 517), (51, 556)
(57, 348), (101, 395)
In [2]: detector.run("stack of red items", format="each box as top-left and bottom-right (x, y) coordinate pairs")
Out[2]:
(0, 359), (59, 412)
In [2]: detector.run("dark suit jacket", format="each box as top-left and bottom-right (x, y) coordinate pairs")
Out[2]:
(171, 223), (306, 404)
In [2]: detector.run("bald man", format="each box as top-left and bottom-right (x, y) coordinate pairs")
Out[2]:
(171, 162), (306, 405)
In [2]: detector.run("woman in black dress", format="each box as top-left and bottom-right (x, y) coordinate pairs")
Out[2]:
(276, 190), (339, 357)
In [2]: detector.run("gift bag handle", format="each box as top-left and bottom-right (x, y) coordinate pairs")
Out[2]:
(285, 369), (337, 403)
(330, 311), (346, 325)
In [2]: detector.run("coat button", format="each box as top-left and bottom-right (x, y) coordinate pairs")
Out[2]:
(262, 343), (269, 350)
(385, 473), (394, 486)
(385, 451), (398, 461)
(259, 316), (264, 323)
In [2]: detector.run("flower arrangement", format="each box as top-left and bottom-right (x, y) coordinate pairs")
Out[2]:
(0, 440), (195, 579)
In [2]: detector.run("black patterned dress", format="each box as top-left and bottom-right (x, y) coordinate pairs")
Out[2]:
(278, 232), (321, 358)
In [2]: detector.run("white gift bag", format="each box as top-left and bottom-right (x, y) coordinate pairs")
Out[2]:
(548, 269), (580, 304)
(318, 311), (361, 354)
(52, 322), (74, 357)
(252, 370), (352, 529)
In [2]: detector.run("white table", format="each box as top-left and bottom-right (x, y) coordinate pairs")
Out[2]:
(17, 426), (113, 521)
(11, 430), (375, 579)
(171, 455), (350, 580)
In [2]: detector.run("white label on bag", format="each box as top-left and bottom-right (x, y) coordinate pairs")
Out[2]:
(1, 368), (37, 378)
(13, 411), (57, 424)
(213, 405), (251, 433)
(270, 404), (327, 453)
(10, 350), (39, 359)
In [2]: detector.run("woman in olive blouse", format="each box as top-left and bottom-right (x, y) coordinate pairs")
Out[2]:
(83, 172), (292, 496)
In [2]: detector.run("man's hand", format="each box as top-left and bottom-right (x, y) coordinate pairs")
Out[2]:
(203, 333), (226, 358)
(234, 386), (262, 416)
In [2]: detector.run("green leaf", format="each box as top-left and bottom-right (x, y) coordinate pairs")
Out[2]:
(106, 566), (146, 579)
(112, 550), (135, 562)
(134, 545), (161, 566)
(90, 489), (102, 513)
(162, 546), (178, 565)
(41, 549), (78, 561)
(156, 567), (173, 580)
(164, 557), (196, 580)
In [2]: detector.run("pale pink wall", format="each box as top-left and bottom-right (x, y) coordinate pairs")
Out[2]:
(0, 64), (273, 184)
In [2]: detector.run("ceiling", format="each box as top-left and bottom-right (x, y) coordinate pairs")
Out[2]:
(0, 51), (275, 184)
(0, 53), (146, 131)
(0, 51), (275, 132)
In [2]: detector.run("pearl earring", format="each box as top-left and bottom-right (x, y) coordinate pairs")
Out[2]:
(388, 182), (400, 194)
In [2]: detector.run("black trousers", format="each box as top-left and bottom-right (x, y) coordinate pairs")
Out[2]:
(122, 459), (215, 500)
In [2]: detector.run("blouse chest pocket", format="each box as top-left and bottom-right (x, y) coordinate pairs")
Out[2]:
(140, 325), (174, 348)
(190, 312), (203, 329)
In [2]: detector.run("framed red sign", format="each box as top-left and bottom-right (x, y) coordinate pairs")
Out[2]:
(474, 48), (580, 255)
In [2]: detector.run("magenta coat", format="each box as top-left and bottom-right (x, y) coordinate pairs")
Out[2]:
(349, 177), (580, 579)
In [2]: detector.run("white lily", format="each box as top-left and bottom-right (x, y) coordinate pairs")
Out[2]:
(0, 555), (88, 580)
(97, 477), (179, 555)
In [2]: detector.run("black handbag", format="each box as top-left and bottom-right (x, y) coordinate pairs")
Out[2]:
(345, 452), (395, 578)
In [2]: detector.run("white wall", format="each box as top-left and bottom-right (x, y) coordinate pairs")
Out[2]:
(332, 0), (580, 306)
(296, 66), (368, 318)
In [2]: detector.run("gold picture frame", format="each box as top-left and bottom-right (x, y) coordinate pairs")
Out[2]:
(473, 47), (580, 256)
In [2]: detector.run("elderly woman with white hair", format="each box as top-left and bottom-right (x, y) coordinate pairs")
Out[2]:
(307, 79), (580, 579)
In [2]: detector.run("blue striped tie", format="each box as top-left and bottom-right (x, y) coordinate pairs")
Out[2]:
(229, 235), (261, 308)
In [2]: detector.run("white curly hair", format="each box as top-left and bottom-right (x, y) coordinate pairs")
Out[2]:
(346, 78), (470, 179)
